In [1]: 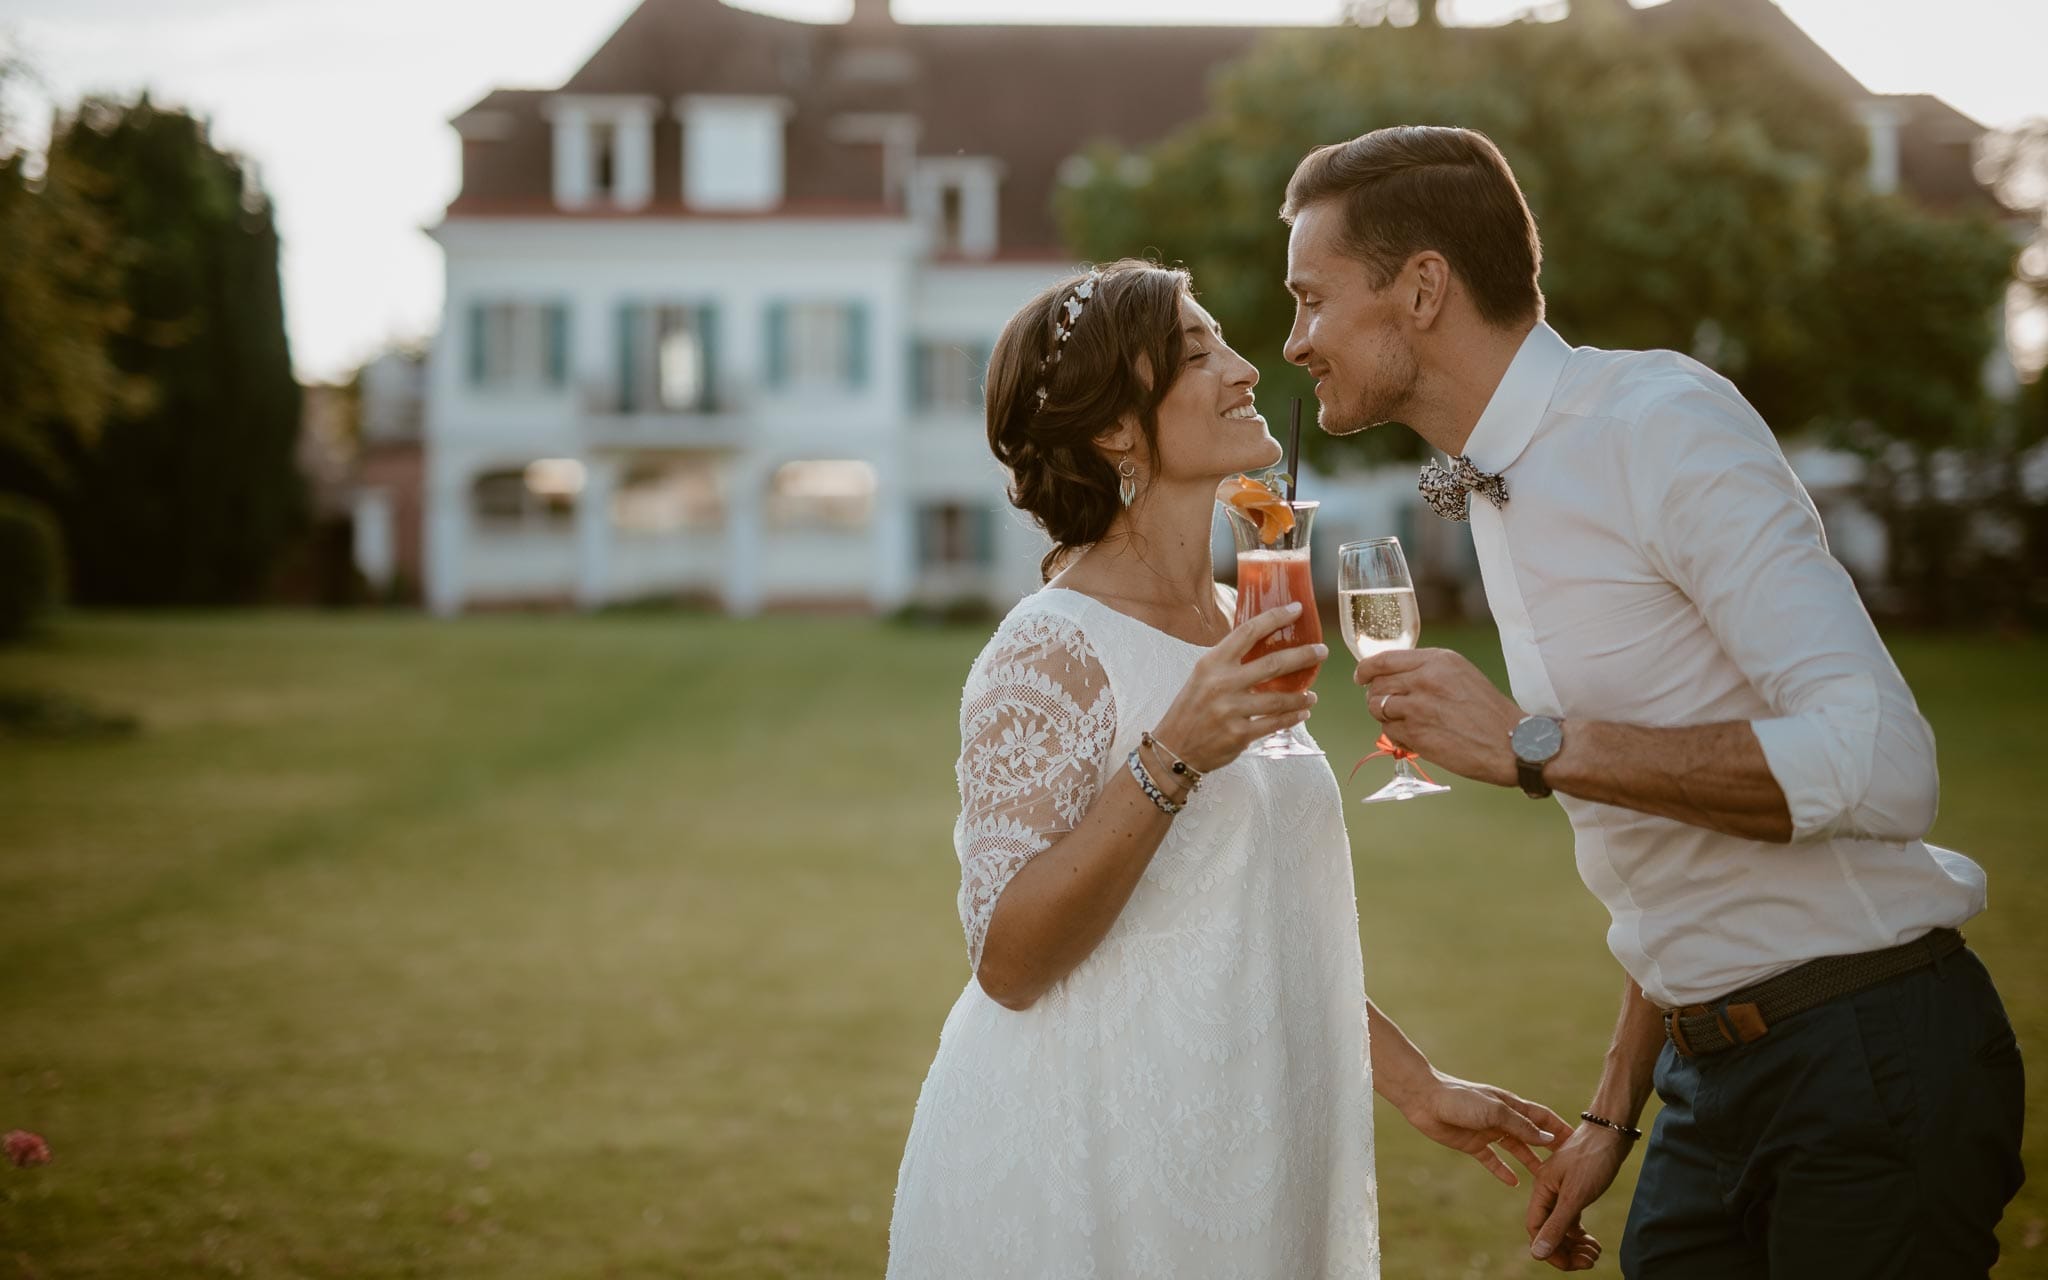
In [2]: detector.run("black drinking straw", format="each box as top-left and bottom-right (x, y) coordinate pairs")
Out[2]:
(1285, 398), (1303, 504)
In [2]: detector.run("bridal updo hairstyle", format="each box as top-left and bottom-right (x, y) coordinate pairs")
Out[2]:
(986, 259), (1193, 581)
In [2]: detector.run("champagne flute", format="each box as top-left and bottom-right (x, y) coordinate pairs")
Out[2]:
(1338, 537), (1450, 803)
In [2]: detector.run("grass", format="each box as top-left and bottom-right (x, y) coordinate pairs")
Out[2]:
(0, 612), (2042, 1279)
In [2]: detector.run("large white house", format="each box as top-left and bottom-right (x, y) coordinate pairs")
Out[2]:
(422, 0), (1284, 615)
(418, 0), (2003, 616)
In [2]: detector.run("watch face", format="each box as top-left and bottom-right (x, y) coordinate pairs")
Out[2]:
(1512, 716), (1564, 763)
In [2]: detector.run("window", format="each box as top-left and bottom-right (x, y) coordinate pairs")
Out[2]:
(913, 341), (988, 411)
(912, 159), (1000, 257)
(678, 95), (790, 211)
(467, 301), (568, 392)
(473, 471), (530, 524)
(613, 459), (725, 533)
(659, 323), (702, 409)
(766, 460), (877, 530)
(617, 303), (717, 413)
(766, 301), (868, 390)
(592, 121), (617, 199)
(471, 462), (580, 528)
(543, 97), (655, 210)
(938, 185), (964, 252)
(917, 503), (994, 569)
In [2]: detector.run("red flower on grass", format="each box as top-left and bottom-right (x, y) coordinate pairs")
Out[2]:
(5, 1130), (52, 1168)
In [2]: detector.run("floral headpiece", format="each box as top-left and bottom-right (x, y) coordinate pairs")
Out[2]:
(1033, 268), (1103, 412)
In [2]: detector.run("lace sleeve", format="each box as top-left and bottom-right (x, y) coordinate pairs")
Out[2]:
(953, 610), (1117, 974)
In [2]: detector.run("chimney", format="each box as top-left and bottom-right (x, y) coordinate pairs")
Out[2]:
(850, 0), (893, 25)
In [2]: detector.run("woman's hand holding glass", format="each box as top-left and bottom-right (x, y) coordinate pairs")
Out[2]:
(1149, 603), (1327, 780)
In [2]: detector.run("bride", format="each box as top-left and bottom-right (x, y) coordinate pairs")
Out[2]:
(887, 260), (1600, 1278)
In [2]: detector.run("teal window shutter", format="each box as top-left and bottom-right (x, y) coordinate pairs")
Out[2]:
(915, 504), (934, 567)
(696, 302), (718, 410)
(616, 302), (636, 413)
(765, 302), (788, 389)
(909, 341), (928, 410)
(467, 302), (488, 386)
(846, 302), (869, 388)
(545, 302), (569, 388)
(971, 507), (994, 567)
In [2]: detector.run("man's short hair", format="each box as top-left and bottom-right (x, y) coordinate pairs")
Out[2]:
(1281, 125), (1543, 328)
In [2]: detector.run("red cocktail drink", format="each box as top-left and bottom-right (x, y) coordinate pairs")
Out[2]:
(1218, 490), (1323, 759)
(1237, 550), (1323, 694)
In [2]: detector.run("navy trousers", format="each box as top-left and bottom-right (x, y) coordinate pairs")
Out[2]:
(1621, 947), (2025, 1278)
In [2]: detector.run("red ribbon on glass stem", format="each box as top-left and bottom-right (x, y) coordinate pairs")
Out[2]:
(1347, 733), (1438, 784)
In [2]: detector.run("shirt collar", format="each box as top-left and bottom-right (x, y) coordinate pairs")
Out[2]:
(1458, 321), (1572, 475)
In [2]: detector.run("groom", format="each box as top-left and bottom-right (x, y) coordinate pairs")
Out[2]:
(1281, 125), (2024, 1275)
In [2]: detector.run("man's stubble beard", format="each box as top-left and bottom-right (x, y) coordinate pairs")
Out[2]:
(1315, 398), (1376, 437)
(1316, 362), (1418, 439)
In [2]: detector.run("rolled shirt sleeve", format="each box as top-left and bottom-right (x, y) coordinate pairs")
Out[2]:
(1628, 382), (1939, 844)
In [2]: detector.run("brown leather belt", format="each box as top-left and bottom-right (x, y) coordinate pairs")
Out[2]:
(1662, 928), (1965, 1058)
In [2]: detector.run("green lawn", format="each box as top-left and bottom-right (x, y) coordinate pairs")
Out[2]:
(1, 613), (2042, 1279)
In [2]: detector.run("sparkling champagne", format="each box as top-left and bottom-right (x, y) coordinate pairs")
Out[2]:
(1339, 587), (1418, 659)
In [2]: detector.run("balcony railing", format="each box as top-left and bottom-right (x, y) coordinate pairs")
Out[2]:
(579, 383), (748, 451)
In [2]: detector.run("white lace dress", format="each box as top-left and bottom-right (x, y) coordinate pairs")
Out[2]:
(888, 587), (1380, 1279)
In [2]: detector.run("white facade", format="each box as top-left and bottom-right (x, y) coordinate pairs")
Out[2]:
(425, 210), (1065, 615)
(421, 203), (1913, 617)
(423, 2), (1985, 618)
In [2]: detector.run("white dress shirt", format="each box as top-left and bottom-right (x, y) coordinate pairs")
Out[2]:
(1461, 322), (1986, 1008)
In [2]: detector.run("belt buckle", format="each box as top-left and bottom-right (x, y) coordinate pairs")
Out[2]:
(1665, 1007), (1698, 1058)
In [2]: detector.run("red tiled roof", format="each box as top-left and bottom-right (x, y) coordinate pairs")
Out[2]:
(444, 0), (1993, 245)
(446, 0), (1269, 250)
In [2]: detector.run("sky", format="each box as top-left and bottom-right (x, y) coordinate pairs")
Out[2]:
(4, 0), (2044, 383)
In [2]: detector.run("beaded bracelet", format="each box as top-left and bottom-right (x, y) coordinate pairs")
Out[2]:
(1141, 730), (1204, 791)
(1127, 747), (1183, 815)
(1578, 1111), (1643, 1141)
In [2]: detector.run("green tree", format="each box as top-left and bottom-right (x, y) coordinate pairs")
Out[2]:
(0, 59), (147, 514)
(1056, 15), (2005, 476)
(43, 95), (303, 605)
(1818, 193), (2019, 623)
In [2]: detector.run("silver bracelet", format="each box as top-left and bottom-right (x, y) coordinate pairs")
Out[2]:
(1141, 730), (1204, 791)
(1127, 747), (1183, 815)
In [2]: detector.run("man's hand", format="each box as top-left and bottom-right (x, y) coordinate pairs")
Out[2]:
(1526, 1122), (1633, 1270)
(1395, 1073), (1572, 1188)
(1354, 648), (1523, 787)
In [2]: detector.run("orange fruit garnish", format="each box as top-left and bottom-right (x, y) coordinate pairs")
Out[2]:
(1219, 474), (1295, 546)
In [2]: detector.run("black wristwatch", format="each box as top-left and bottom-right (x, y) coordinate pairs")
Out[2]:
(1509, 715), (1565, 799)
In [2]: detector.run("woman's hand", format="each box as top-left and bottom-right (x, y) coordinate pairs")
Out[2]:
(1394, 1072), (1570, 1188)
(1153, 603), (1325, 773)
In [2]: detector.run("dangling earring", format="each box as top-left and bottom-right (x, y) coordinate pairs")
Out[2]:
(1118, 456), (1138, 508)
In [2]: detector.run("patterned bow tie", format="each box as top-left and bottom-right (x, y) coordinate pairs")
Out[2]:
(1418, 455), (1509, 522)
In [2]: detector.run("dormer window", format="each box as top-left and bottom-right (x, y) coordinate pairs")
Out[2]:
(939, 186), (963, 247)
(542, 95), (656, 211)
(1856, 99), (1905, 196)
(677, 95), (793, 211)
(911, 158), (1001, 258)
(593, 121), (617, 199)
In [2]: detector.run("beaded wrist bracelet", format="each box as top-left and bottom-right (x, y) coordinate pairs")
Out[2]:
(1127, 747), (1183, 815)
(1579, 1111), (1643, 1141)
(1141, 730), (1204, 790)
